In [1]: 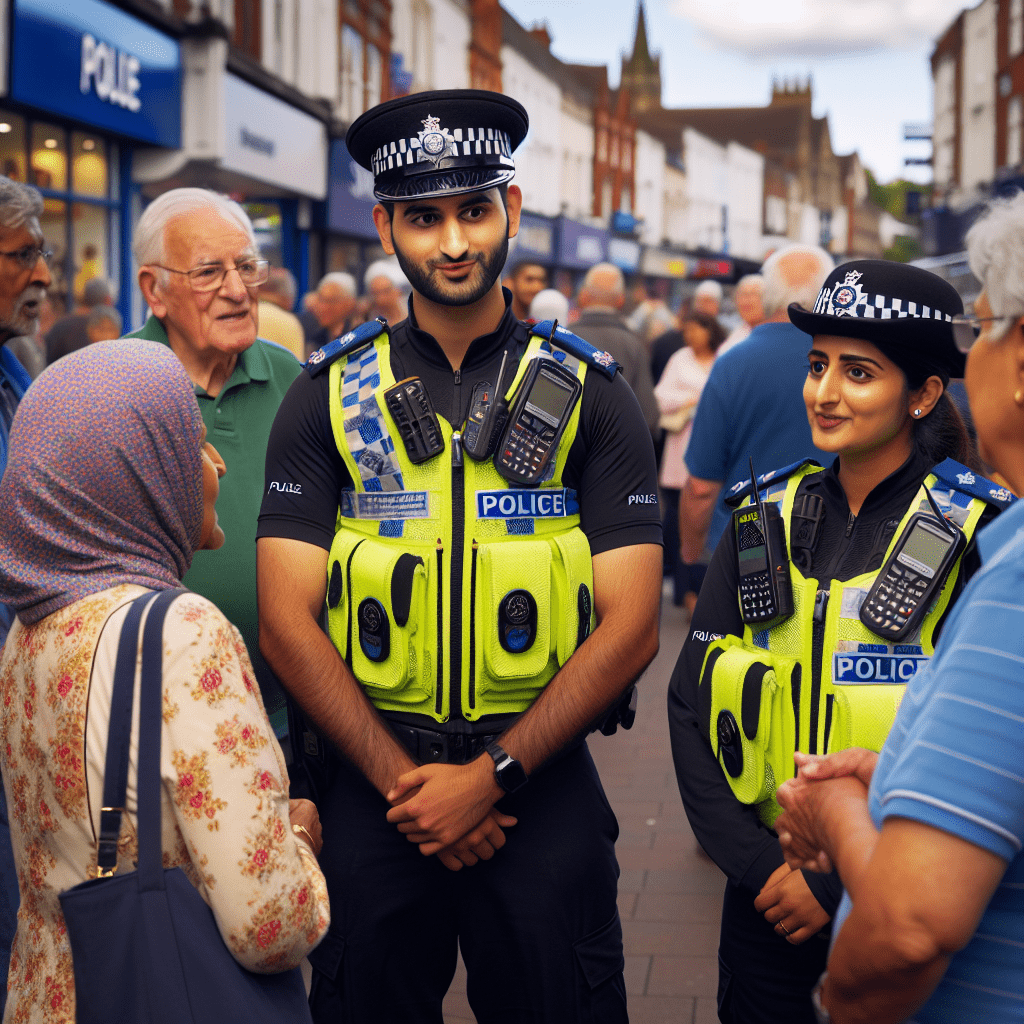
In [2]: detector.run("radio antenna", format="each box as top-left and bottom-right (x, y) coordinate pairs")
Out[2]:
(923, 483), (957, 537)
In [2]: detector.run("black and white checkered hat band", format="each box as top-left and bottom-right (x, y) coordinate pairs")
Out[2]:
(371, 128), (514, 176)
(814, 285), (954, 323)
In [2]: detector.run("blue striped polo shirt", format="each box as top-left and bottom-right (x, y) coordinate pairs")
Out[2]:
(835, 496), (1024, 1022)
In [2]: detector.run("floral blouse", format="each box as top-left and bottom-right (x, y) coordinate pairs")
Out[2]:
(0, 585), (330, 1023)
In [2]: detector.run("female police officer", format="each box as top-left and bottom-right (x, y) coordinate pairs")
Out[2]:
(666, 259), (1012, 1024)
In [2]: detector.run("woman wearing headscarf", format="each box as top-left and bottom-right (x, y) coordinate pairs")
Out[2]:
(772, 197), (1024, 1023)
(0, 341), (329, 1023)
(666, 259), (1011, 1023)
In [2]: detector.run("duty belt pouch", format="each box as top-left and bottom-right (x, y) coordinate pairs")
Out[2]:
(327, 531), (435, 705)
(698, 637), (798, 812)
(474, 539), (553, 703)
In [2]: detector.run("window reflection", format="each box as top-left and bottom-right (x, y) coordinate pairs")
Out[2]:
(31, 122), (67, 190)
(72, 203), (108, 303)
(0, 115), (27, 183)
(72, 133), (107, 197)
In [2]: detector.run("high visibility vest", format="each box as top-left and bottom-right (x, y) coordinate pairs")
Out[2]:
(315, 320), (614, 723)
(699, 460), (1008, 825)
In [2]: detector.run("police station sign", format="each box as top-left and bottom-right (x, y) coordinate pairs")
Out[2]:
(11, 0), (181, 148)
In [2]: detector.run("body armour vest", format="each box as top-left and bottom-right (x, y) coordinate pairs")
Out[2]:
(321, 324), (600, 723)
(699, 459), (1005, 825)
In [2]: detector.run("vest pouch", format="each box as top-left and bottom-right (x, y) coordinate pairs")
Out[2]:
(474, 539), (553, 704)
(698, 638), (798, 809)
(347, 537), (434, 706)
(325, 531), (364, 661)
(550, 527), (596, 667)
(826, 683), (906, 755)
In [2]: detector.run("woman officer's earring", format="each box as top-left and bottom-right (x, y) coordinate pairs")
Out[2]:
(913, 408), (922, 417)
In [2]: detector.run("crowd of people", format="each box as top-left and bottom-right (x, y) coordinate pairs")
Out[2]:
(0, 85), (1022, 1024)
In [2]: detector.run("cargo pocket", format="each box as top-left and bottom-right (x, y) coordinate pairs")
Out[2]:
(474, 539), (553, 704)
(825, 683), (905, 755)
(698, 639), (798, 807)
(347, 537), (434, 705)
(573, 914), (627, 1024)
(551, 527), (596, 667)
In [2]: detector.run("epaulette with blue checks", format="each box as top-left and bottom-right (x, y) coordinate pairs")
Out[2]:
(531, 320), (620, 380)
(930, 458), (1016, 510)
(306, 318), (389, 377)
(725, 459), (821, 508)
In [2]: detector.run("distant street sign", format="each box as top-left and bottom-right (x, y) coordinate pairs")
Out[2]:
(904, 123), (933, 141)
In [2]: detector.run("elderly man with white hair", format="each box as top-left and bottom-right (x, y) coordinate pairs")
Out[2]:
(573, 261), (659, 435)
(679, 244), (835, 565)
(300, 271), (358, 357)
(718, 273), (765, 355)
(692, 278), (723, 319)
(126, 187), (302, 742)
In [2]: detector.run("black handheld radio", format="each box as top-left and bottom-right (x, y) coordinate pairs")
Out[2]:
(733, 457), (794, 625)
(493, 356), (582, 486)
(462, 350), (510, 461)
(859, 486), (966, 642)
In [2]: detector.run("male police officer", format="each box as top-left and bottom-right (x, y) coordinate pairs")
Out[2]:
(257, 90), (662, 1023)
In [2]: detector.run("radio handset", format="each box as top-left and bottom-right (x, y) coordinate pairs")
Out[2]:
(493, 349), (582, 487)
(733, 457), (794, 625)
(462, 350), (510, 461)
(859, 485), (966, 642)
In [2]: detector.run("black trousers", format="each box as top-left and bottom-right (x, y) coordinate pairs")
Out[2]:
(308, 743), (627, 1024)
(717, 880), (829, 1024)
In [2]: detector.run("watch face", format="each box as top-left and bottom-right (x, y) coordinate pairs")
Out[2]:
(497, 756), (528, 793)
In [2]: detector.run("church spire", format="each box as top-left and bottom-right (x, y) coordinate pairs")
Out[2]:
(630, 1), (654, 70)
(621, 0), (661, 113)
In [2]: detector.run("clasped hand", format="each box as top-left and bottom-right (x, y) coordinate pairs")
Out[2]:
(385, 757), (517, 872)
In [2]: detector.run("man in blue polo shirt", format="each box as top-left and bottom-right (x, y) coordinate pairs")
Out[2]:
(680, 244), (835, 565)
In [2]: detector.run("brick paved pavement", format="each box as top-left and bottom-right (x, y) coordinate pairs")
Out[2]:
(443, 600), (724, 1023)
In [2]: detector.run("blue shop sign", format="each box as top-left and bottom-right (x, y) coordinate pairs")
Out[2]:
(328, 139), (380, 240)
(513, 211), (555, 263)
(11, 0), (181, 148)
(557, 217), (608, 270)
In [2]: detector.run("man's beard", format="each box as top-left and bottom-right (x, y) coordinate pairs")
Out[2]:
(392, 231), (509, 308)
(0, 285), (46, 339)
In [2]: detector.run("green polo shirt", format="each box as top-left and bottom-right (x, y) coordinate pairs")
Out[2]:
(127, 316), (302, 735)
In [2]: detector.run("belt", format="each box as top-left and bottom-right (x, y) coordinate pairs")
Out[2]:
(389, 723), (502, 766)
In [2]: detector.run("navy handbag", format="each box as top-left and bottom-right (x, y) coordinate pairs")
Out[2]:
(59, 589), (314, 1024)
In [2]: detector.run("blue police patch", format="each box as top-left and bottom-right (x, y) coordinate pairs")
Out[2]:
(477, 488), (579, 519)
(832, 650), (927, 684)
(930, 458), (1016, 510)
(531, 320), (619, 380)
(725, 459), (822, 508)
(306, 318), (389, 377)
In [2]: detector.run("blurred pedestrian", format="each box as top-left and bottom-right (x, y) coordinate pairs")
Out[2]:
(300, 272), (358, 357)
(654, 310), (726, 608)
(626, 281), (676, 345)
(0, 340), (330, 1023)
(257, 266), (306, 360)
(719, 273), (765, 354)
(528, 286), (568, 323)
(84, 304), (122, 345)
(680, 244), (834, 564)
(506, 259), (548, 321)
(126, 187), (303, 745)
(44, 276), (114, 365)
(0, 173), (50, 1021)
(363, 261), (407, 325)
(693, 279), (723, 319)
(574, 262), (659, 435)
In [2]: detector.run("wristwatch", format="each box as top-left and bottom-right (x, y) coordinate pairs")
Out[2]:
(811, 973), (832, 1024)
(485, 741), (528, 794)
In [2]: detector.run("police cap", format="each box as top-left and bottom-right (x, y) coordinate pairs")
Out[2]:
(346, 89), (529, 202)
(788, 259), (966, 379)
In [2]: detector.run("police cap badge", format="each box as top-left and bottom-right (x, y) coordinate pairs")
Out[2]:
(346, 89), (529, 201)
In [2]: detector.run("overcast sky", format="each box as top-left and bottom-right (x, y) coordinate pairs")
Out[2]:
(501, 0), (967, 185)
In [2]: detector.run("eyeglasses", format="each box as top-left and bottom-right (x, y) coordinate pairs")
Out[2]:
(951, 312), (1016, 353)
(0, 245), (53, 270)
(153, 258), (270, 293)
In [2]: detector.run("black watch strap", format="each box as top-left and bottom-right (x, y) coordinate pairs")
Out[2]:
(485, 741), (528, 794)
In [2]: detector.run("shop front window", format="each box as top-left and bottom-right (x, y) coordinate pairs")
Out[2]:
(0, 112), (117, 316)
